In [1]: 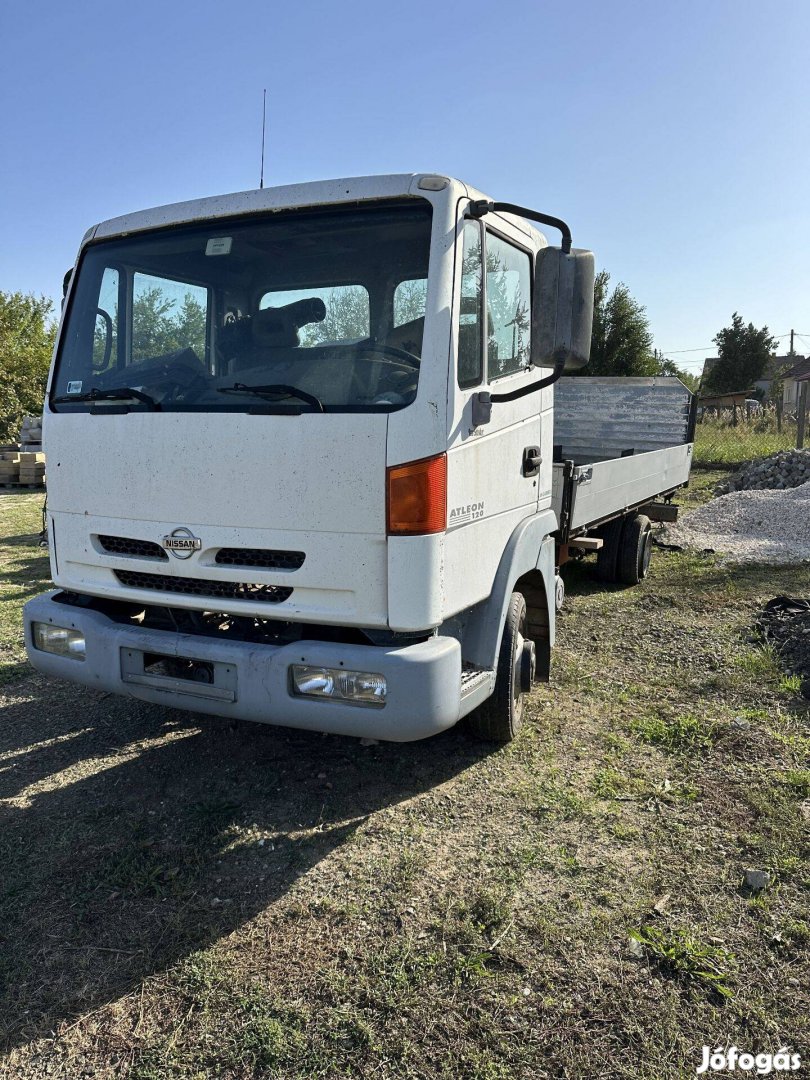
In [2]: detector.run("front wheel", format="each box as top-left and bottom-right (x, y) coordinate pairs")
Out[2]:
(466, 592), (534, 743)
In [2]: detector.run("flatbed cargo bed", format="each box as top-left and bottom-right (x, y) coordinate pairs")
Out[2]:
(550, 377), (695, 539)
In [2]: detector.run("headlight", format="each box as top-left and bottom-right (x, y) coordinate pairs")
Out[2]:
(32, 622), (86, 660)
(291, 665), (386, 706)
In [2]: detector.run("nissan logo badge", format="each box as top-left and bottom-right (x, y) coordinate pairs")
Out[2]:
(162, 527), (202, 560)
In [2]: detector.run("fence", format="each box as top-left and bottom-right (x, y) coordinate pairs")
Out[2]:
(693, 403), (806, 467)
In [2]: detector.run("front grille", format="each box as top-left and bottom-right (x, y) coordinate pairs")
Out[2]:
(114, 569), (292, 604)
(215, 547), (305, 570)
(98, 535), (168, 560)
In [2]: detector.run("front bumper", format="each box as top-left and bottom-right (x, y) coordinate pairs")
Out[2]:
(23, 592), (463, 742)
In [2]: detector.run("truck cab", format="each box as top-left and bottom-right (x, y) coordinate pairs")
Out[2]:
(25, 174), (688, 742)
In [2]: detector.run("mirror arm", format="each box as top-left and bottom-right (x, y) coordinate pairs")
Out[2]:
(489, 354), (567, 404)
(467, 198), (588, 421)
(468, 199), (572, 255)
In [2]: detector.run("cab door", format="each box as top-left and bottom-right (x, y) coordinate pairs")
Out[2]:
(443, 213), (549, 618)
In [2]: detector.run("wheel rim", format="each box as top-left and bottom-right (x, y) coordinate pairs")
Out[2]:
(512, 632), (525, 713)
(512, 607), (528, 723)
(640, 529), (652, 577)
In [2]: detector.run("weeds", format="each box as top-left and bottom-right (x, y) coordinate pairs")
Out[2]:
(532, 772), (590, 820)
(466, 886), (514, 936)
(629, 925), (735, 999)
(229, 989), (307, 1074)
(779, 673), (803, 695)
(590, 767), (648, 799)
(694, 414), (799, 467)
(733, 645), (782, 682)
(630, 712), (718, 753)
(782, 770), (810, 798)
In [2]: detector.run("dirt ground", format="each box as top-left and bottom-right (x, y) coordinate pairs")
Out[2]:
(1, 476), (808, 1079)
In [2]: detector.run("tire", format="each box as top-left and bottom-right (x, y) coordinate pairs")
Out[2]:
(617, 514), (652, 585)
(595, 518), (623, 583)
(467, 592), (531, 743)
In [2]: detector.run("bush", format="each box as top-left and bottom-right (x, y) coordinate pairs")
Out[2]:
(0, 291), (56, 442)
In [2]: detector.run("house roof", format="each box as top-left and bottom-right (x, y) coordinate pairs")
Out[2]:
(782, 356), (810, 380)
(698, 391), (752, 405)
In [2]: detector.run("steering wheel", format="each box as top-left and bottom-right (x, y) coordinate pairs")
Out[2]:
(318, 339), (421, 370)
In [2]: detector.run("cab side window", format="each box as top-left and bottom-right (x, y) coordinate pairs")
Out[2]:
(458, 220), (483, 388)
(486, 233), (531, 380)
(92, 267), (120, 374)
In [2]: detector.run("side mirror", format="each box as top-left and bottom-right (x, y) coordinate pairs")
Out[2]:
(532, 247), (594, 372)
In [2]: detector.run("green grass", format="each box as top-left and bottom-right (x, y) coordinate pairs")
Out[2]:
(0, 493), (50, 684)
(732, 644), (783, 681)
(629, 926), (735, 999)
(780, 673), (803, 695)
(630, 712), (718, 753)
(693, 415), (799, 466)
(590, 766), (648, 799)
(2, 468), (810, 1079)
(782, 770), (810, 799)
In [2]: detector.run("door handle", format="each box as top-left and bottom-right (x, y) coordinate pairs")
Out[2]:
(522, 446), (542, 477)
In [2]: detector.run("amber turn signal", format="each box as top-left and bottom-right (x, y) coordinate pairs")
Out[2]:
(386, 454), (447, 535)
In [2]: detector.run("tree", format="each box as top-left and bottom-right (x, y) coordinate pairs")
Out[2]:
(394, 279), (427, 327)
(0, 291), (57, 442)
(299, 286), (369, 346)
(576, 270), (657, 377)
(130, 287), (206, 360)
(703, 313), (776, 394)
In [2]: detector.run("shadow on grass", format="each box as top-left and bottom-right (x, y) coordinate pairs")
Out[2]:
(0, 677), (493, 1050)
(563, 548), (810, 599)
(560, 559), (627, 599)
(0, 662), (32, 688)
(3, 532), (45, 548)
(2, 554), (50, 588)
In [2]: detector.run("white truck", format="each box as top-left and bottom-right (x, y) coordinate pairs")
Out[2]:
(24, 174), (695, 742)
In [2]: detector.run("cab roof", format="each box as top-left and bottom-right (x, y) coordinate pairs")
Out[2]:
(85, 173), (546, 249)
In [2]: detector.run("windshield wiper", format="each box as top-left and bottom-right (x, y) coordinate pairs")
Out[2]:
(218, 382), (324, 412)
(52, 386), (159, 409)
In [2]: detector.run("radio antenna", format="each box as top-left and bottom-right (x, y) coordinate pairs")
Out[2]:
(259, 89), (267, 189)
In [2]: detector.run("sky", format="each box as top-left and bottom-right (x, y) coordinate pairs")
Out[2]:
(2, 0), (809, 373)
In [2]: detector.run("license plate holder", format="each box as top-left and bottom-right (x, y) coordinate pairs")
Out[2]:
(120, 649), (238, 702)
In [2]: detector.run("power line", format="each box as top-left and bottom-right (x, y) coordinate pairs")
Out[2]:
(659, 346), (714, 354)
(659, 331), (797, 356)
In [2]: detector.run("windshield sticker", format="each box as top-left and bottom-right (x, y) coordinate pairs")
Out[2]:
(66, 380), (83, 394)
(205, 237), (232, 256)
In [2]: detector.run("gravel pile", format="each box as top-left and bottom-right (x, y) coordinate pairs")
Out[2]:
(663, 480), (810, 564)
(715, 449), (810, 495)
(758, 597), (810, 698)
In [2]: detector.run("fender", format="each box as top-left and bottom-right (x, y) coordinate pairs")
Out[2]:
(459, 508), (557, 673)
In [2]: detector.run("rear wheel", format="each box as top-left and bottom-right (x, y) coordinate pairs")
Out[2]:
(467, 592), (533, 743)
(617, 513), (652, 584)
(595, 518), (623, 582)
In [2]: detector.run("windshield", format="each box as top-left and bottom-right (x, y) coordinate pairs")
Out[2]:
(52, 201), (433, 414)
